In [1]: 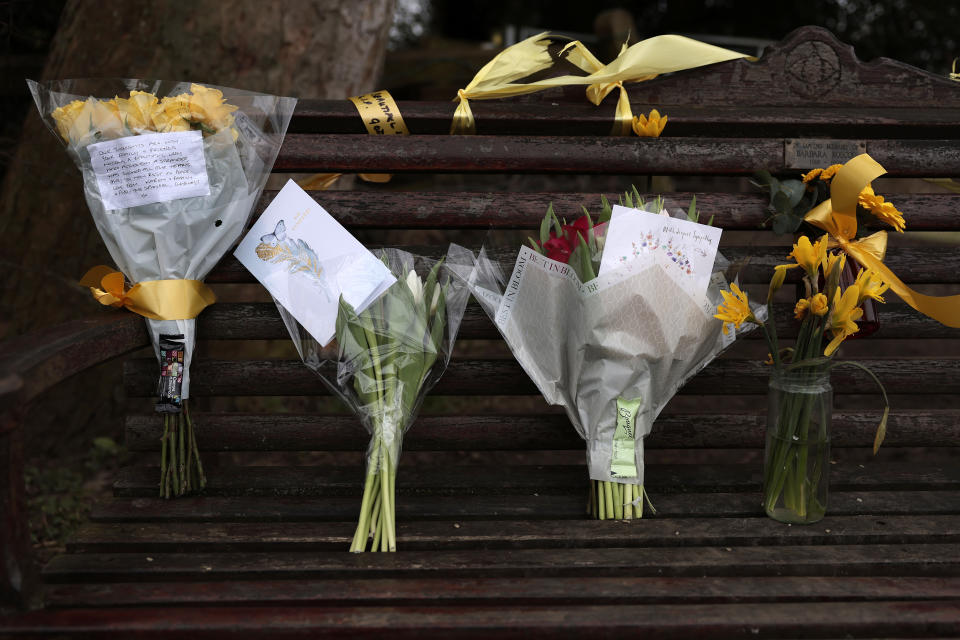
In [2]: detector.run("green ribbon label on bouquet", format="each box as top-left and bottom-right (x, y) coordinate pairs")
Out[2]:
(611, 396), (642, 478)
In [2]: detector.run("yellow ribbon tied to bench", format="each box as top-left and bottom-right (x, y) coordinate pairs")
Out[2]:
(80, 265), (216, 321)
(804, 154), (960, 328)
(298, 90), (409, 190)
(451, 32), (754, 135)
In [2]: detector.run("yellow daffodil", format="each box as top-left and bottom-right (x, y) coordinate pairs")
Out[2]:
(824, 285), (864, 356)
(632, 109), (667, 138)
(714, 283), (756, 334)
(764, 353), (774, 365)
(768, 263), (798, 301)
(858, 185), (906, 233)
(810, 292), (829, 316)
(820, 163), (843, 181)
(853, 269), (889, 305)
(822, 250), (846, 279)
(794, 297), (810, 320)
(787, 234), (828, 278)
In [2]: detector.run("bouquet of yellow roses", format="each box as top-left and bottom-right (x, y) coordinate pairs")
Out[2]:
(29, 79), (295, 497)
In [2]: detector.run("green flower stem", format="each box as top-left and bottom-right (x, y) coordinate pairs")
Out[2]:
(381, 447), (396, 552)
(350, 470), (378, 552)
(603, 481), (614, 519)
(178, 411), (186, 494)
(613, 483), (624, 519)
(184, 402), (206, 490)
(159, 415), (169, 499)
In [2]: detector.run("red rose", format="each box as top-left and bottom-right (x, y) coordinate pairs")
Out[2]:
(564, 215), (592, 245)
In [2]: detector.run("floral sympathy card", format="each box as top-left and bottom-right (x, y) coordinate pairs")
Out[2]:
(235, 180), (395, 346)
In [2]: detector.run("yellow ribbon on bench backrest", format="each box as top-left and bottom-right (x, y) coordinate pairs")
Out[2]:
(80, 266), (216, 321)
(804, 154), (960, 328)
(299, 90), (409, 191)
(451, 32), (754, 135)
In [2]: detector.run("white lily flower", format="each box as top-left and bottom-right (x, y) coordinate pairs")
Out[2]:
(405, 269), (424, 304)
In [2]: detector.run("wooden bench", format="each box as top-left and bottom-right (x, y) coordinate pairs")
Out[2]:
(3, 25), (960, 637)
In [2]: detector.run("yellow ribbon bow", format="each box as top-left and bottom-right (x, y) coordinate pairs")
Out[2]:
(79, 266), (216, 321)
(804, 154), (960, 328)
(451, 32), (754, 135)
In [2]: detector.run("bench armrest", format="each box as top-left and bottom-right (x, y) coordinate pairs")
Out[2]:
(0, 312), (148, 608)
(0, 313), (149, 426)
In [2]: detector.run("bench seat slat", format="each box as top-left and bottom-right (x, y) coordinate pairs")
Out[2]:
(199, 302), (954, 341)
(42, 575), (960, 609)
(111, 463), (960, 498)
(40, 544), (960, 582)
(64, 516), (960, 554)
(122, 358), (960, 397)
(8, 600), (960, 638)
(290, 99), (960, 137)
(89, 491), (960, 523)
(275, 135), (960, 177)
(124, 410), (960, 452)
(206, 246), (960, 285)
(251, 191), (960, 231)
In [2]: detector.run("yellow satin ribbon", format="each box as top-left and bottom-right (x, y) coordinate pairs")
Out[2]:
(804, 154), (960, 328)
(79, 266), (216, 321)
(451, 32), (754, 135)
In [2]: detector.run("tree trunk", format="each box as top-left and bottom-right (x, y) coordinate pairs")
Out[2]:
(1, 0), (395, 338)
(0, 0), (395, 604)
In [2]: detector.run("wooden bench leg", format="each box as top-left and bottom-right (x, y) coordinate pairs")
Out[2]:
(0, 411), (30, 610)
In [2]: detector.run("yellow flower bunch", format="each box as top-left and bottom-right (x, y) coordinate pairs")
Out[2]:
(632, 109), (667, 138)
(50, 84), (238, 144)
(718, 233), (889, 364)
(801, 163), (843, 185)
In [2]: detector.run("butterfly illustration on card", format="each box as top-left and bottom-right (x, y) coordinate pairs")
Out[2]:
(259, 219), (287, 245)
(254, 217), (328, 298)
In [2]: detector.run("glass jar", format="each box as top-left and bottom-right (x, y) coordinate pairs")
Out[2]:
(762, 366), (832, 524)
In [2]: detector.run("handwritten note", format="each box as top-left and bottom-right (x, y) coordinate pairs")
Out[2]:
(599, 205), (722, 298)
(348, 91), (409, 135)
(87, 131), (210, 210)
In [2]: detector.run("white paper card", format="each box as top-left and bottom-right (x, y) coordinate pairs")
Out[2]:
(87, 130), (211, 210)
(599, 205), (722, 297)
(235, 180), (396, 346)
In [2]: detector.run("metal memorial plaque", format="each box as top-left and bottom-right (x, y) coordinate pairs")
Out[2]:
(784, 139), (867, 169)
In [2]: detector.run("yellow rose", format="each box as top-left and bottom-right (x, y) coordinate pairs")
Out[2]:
(61, 98), (123, 144)
(187, 84), (238, 132)
(153, 94), (191, 132)
(115, 90), (159, 133)
(51, 99), (87, 142)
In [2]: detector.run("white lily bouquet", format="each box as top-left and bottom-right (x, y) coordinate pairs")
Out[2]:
(450, 191), (762, 518)
(281, 249), (468, 551)
(29, 79), (296, 497)
(234, 183), (468, 551)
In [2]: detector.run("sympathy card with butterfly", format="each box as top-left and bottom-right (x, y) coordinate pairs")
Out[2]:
(235, 180), (395, 346)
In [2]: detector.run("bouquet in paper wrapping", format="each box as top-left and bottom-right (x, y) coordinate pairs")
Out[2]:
(272, 246), (469, 551)
(29, 79), (296, 497)
(450, 192), (763, 519)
